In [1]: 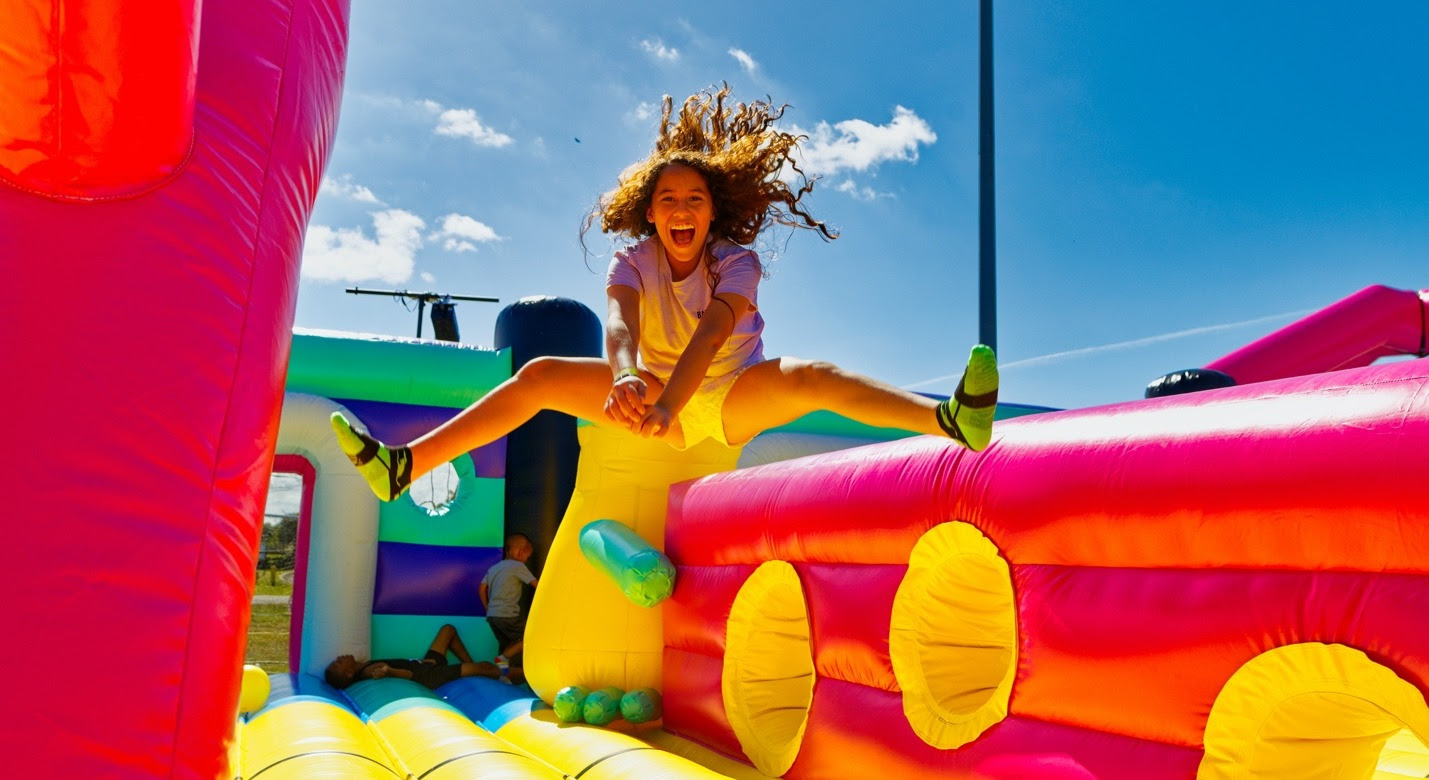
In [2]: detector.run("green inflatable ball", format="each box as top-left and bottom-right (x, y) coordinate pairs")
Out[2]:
(552, 686), (590, 723)
(619, 688), (663, 724)
(582, 686), (625, 726)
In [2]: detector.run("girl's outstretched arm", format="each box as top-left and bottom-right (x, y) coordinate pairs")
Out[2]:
(640, 291), (747, 437)
(605, 285), (647, 426)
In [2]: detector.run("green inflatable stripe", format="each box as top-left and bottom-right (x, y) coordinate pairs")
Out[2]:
(286, 329), (512, 408)
(767, 404), (1050, 438)
(369, 615), (497, 666)
(579, 520), (676, 608)
(358, 686), (460, 723)
(574, 403), (1048, 441)
(377, 456), (504, 548)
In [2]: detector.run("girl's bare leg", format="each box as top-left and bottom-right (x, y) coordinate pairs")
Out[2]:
(331, 357), (668, 500)
(721, 346), (998, 450)
(406, 357), (615, 475)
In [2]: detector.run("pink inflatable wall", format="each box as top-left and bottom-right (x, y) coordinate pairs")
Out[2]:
(663, 356), (1429, 778)
(1207, 285), (1429, 385)
(0, 1), (348, 776)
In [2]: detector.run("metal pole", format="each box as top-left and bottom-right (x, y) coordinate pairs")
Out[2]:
(978, 0), (998, 352)
(344, 287), (499, 340)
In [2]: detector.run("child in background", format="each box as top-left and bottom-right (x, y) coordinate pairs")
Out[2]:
(480, 533), (538, 665)
(331, 84), (998, 503)
(324, 623), (518, 689)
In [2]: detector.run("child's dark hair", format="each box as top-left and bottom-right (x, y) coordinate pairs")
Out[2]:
(324, 660), (355, 689)
(583, 83), (837, 257)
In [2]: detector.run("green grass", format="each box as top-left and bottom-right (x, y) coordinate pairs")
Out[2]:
(245, 602), (291, 673)
(253, 570), (294, 596)
(253, 580), (293, 597)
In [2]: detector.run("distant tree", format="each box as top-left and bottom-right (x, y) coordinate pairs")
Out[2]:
(274, 517), (299, 548)
(259, 516), (299, 570)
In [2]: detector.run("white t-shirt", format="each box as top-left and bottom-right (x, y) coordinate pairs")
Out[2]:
(605, 237), (766, 380)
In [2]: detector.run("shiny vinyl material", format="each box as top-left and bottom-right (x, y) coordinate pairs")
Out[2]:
(1, 0), (348, 776)
(662, 356), (1429, 778)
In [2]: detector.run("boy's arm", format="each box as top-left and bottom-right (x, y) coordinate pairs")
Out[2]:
(362, 662), (412, 681)
(641, 292), (746, 437)
(376, 665), (413, 680)
(478, 581), (489, 609)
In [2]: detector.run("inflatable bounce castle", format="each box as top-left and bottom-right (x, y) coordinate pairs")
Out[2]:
(5, 1), (1429, 778)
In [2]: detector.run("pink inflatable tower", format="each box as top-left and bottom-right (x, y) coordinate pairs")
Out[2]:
(0, 0), (348, 776)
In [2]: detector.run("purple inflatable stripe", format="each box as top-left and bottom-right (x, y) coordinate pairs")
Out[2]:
(372, 541), (503, 616)
(336, 397), (505, 478)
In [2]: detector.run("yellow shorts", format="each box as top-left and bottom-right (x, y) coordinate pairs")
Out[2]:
(673, 367), (750, 449)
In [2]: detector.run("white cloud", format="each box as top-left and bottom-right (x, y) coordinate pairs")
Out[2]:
(794, 106), (937, 176)
(360, 96), (515, 147)
(641, 38), (679, 62)
(319, 175), (382, 204)
(262, 473), (303, 519)
(624, 101), (659, 127)
(301, 208), (425, 284)
(434, 107), (514, 147)
(835, 179), (882, 201)
(431, 213), (502, 254)
(728, 47), (758, 75)
(420, 271), (436, 284)
(436, 213), (500, 242)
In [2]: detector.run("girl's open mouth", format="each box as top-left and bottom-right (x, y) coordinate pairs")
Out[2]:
(670, 227), (695, 246)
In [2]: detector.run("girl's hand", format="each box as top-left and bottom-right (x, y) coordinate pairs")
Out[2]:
(637, 403), (674, 438)
(369, 663), (390, 679)
(604, 374), (647, 427)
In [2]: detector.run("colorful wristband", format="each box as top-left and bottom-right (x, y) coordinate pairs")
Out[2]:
(614, 366), (640, 381)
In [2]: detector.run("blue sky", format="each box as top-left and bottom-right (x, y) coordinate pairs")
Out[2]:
(295, 1), (1428, 412)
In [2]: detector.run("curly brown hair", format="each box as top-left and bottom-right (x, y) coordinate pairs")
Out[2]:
(583, 84), (837, 256)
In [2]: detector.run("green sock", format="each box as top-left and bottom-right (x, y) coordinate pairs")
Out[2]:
(329, 412), (413, 501)
(935, 344), (999, 452)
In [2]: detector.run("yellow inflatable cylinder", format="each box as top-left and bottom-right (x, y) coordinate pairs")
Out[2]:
(373, 705), (562, 779)
(241, 700), (398, 780)
(494, 709), (731, 780)
(523, 425), (741, 702)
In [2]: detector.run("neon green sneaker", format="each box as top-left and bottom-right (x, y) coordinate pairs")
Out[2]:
(330, 412), (413, 501)
(936, 344), (998, 452)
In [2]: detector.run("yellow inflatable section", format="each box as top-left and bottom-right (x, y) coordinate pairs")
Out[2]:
(238, 678), (773, 779)
(524, 424), (742, 702)
(1201, 643), (1429, 780)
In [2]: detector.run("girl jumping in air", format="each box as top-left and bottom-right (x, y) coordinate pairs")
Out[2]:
(331, 85), (999, 502)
